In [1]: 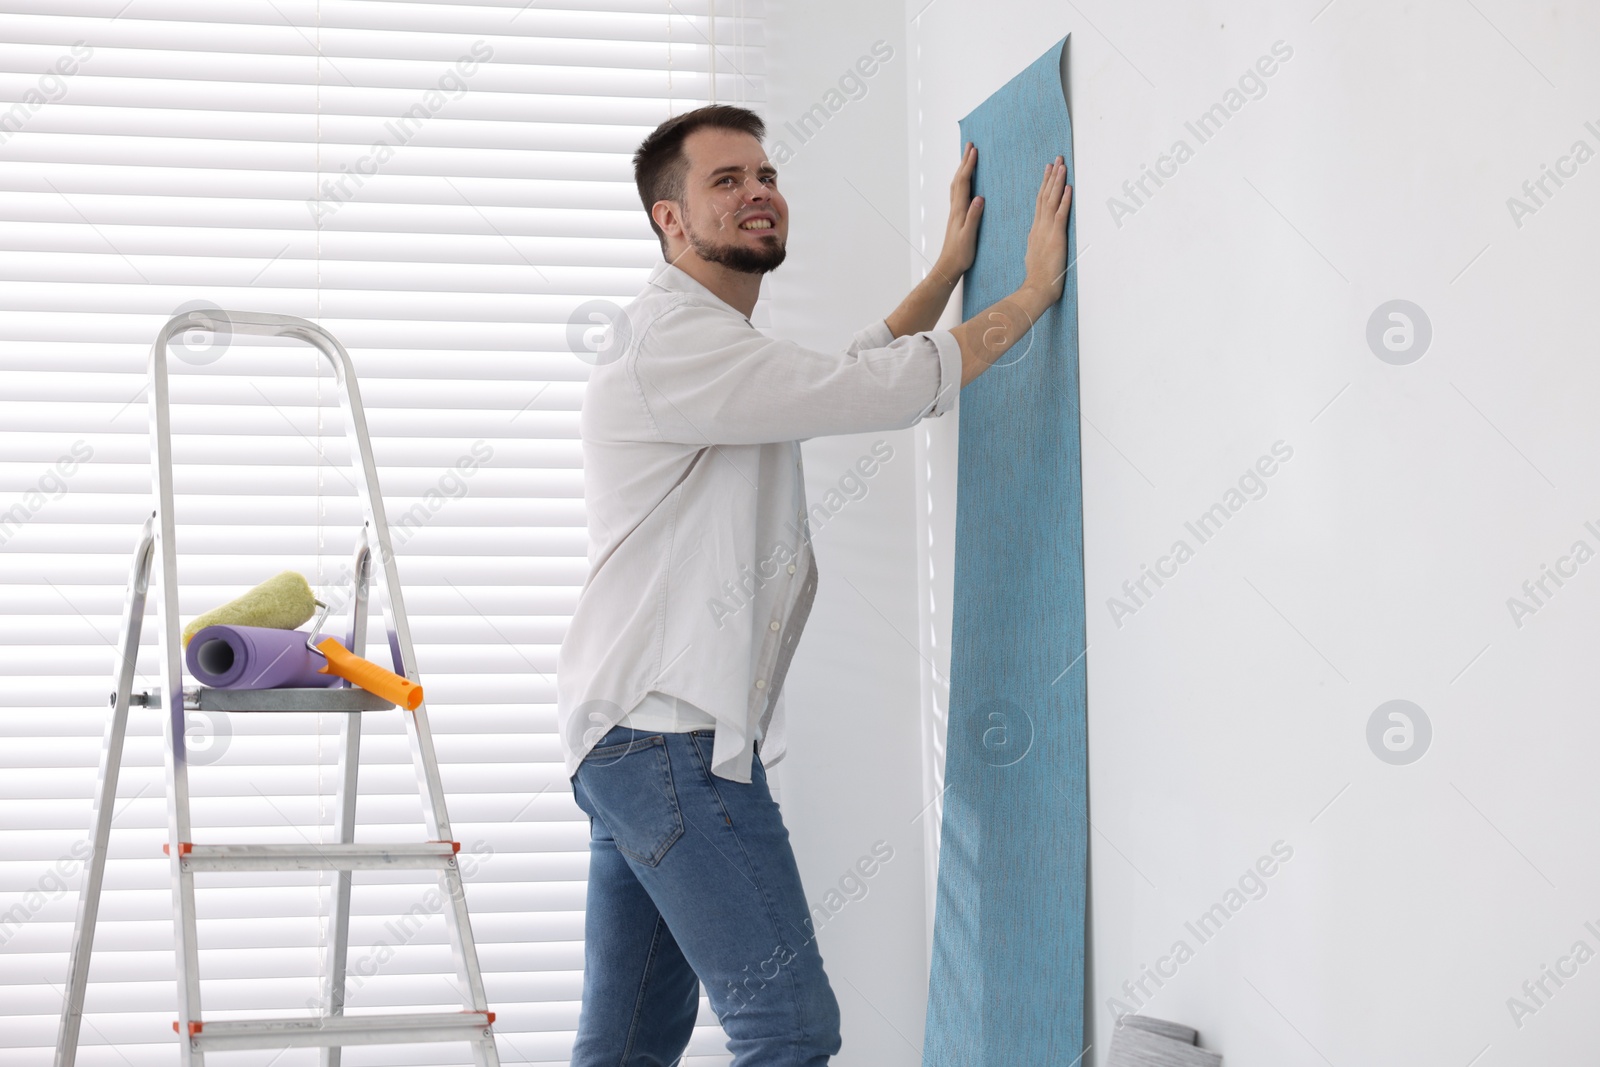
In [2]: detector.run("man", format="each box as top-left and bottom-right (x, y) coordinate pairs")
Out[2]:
(558, 103), (1071, 1064)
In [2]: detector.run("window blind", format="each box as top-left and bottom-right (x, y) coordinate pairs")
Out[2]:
(0, 2), (763, 1063)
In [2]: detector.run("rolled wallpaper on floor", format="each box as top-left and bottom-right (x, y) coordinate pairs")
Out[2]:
(923, 34), (1088, 1065)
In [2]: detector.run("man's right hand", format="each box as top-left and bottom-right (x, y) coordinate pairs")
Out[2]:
(1021, 156), (1072, 306)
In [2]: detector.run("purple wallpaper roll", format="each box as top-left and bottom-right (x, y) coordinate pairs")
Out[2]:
(186, 624), (340, 690)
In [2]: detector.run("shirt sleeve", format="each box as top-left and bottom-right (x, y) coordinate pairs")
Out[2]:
(628, 303), (962, 446)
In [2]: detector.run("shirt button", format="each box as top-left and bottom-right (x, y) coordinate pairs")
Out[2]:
(770, 621), (780, 631)
(755, 679), (766, 689)
(787, 564), (796, 574)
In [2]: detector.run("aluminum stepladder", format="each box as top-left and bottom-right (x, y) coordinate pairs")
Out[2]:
(55, 311), (500, 1066)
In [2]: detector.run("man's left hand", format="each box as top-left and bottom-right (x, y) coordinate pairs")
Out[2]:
(936, 141), (983, 282)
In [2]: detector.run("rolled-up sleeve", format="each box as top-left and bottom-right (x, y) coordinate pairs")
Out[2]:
(629, 302), (962, 446)
(846, 319), (962, 421)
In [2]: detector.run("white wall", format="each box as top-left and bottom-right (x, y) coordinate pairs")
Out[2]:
(760, 2), (932, 1064)
(905, 1), (1600, 1064)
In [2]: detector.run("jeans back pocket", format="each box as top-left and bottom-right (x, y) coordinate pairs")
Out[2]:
(574, 734), (685, 867)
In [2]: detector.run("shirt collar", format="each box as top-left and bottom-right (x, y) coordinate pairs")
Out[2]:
(646, 260), (752, 323)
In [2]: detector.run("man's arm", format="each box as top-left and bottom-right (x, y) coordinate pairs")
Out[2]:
(950, 283), (1057, 388)
(884, 263), (961, 341)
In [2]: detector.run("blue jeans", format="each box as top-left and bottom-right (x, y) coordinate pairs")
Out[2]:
(569, 726), (842, 1066)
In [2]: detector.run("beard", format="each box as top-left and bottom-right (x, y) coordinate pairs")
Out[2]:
(686, 216), (786, 274)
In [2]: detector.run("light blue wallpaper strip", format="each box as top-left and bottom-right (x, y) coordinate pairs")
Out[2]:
(924, 34), (1087, 1066)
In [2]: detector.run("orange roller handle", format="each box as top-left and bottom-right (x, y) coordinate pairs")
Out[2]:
(315, 637), (424, 710)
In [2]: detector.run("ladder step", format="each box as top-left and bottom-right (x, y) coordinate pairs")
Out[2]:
(128, 687), (396, 713)
(182, 1010), (495, 1052)
(169, 841), (461, 872)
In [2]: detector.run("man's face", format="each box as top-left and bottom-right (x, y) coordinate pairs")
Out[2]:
(659, 127), (788, 274)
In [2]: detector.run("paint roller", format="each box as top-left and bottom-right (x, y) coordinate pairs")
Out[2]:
(181, 570), (424, 710)
(182, 570), (316, 646)
(1106, 1016), (1221, 1067)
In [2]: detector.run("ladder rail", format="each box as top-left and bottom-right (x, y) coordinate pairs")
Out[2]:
(318, 331), (497, 1028)
(53, 518), (155, 1067)
(323, 533), (370, 1067)
(148, 320), (204, 1063)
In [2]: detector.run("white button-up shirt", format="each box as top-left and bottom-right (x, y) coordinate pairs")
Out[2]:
(557, 260), (962, 782)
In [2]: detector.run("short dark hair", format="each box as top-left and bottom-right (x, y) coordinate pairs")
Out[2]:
(633, 104), (766, 257)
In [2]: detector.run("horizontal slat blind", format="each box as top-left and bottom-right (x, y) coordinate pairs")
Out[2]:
(0, 2), (762, 1064)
